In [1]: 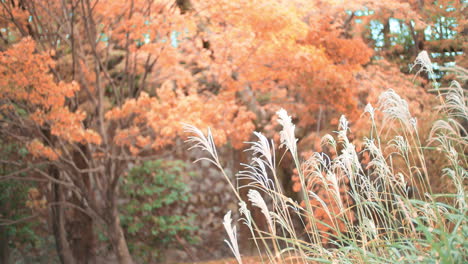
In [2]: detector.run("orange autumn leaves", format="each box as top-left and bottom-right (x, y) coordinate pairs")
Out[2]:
(191, 0), (373, 127)
(0, 37), (254, 162)
(95, 0), (194, 49)
(1, 0), (379, 163)
(27, 140), (60, 161)
(0, 38), (101, 160)
(0, 38), (77, 108)
(106, 85), (256, 153)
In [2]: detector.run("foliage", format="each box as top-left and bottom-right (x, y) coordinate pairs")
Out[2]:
(0, 181), (40, 257)
(0, 140), (56, 263)
(120, 160), (198, 262)
(357, 0), (466, 76)
(0, 38), (101, 150)
(0, 0), (465, 263)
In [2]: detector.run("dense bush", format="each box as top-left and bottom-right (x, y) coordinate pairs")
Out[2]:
(0, 141), (56, 263)
(120, 159), (198, 262)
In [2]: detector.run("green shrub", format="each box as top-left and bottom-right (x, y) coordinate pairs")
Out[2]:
(0, 141), (53, 263)
(120, 159), (198, 262)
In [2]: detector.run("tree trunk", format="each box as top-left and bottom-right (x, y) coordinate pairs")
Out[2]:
(408, 22), (423, 57)
(383, 19), (391, 50)
(51, 180), (76, 264)
(0, 180), (10, 264)
(0, 225), (10, 264)
(108, 203), (133, 264)
(69, 205), (96, 264)
(70, 147), (97, 264)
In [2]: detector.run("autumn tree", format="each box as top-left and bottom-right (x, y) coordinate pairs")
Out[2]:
(0, 1), (255, 263)
(350, 0), (467, 76)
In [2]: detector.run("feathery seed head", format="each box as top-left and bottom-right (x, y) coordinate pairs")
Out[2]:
(238, 157), (275, 191)
(276, 108), (298, 155)
(411, 50), (434, 77)
(223, 211), (243, 264)
(338, 115), (349, 132)
(247, 189), (273, 231)
(246, 131), (276, 170)
(378, 89), (415, 131)
(183, 123), (219, 164)
(364, 103), (375, 121)
(441, 81), (468, 119)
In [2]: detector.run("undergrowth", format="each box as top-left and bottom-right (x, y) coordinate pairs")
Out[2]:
(120, 160), (198, 262)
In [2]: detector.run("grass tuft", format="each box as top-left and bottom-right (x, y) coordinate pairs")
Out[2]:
(185, 52), (467, 263)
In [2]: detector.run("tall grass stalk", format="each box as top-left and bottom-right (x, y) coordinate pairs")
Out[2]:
(185, 53), (467, 263)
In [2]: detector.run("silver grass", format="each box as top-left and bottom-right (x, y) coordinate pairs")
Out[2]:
(321, 134), (337, 150)
(238, 200), (266, 261)
(314, 152), (332, 170)
(410, 117), (418, 130)
(325, 170), (344, 211)
(183, 124), (219, 166)
(440, 65), (468, 82)
(269, 211), (295, 237)
(238, 201), (252, 228)
(440, 81), (467, 120)
(338, 115), (349, 132)
(378, 89), (415, 131)
(246, 131), (276, 171)
(443, 143), (467, 209)
(437, 135), (464, 164)
(247, 189), (274, 232)
(363, 138), (392, 184)
(421, 203), (439, 226)
(363, 103), (375, 121)
(303, 152), (331, 180)
(238, 158), (275, 191)
(276, 108), (298, 155)
(410, 50), (434, 77)
(359, 174), (379, 201)
(388, 135), (409, 159)
(395, 172), (408, 192)
(442, 168), (467, 210)
(184, 123), (245, 204)
(185, 76), (467, 262)
(395, 196), (417, 234)
(332, 142), (361, 181)
(308, 191), (333, 223)
(337, 115), (351, 143)
(362, 216), (378, 240)
(430, 119), (466, 140)
(223, 211), (243, 264)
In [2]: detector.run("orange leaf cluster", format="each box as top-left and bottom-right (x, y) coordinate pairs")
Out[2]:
(106, 86), (256, 152)
(0, 38), (78, 108)
(26, 140), (60, 161)
(0, 38), (101, 155)
(189, 0), (374, 128)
